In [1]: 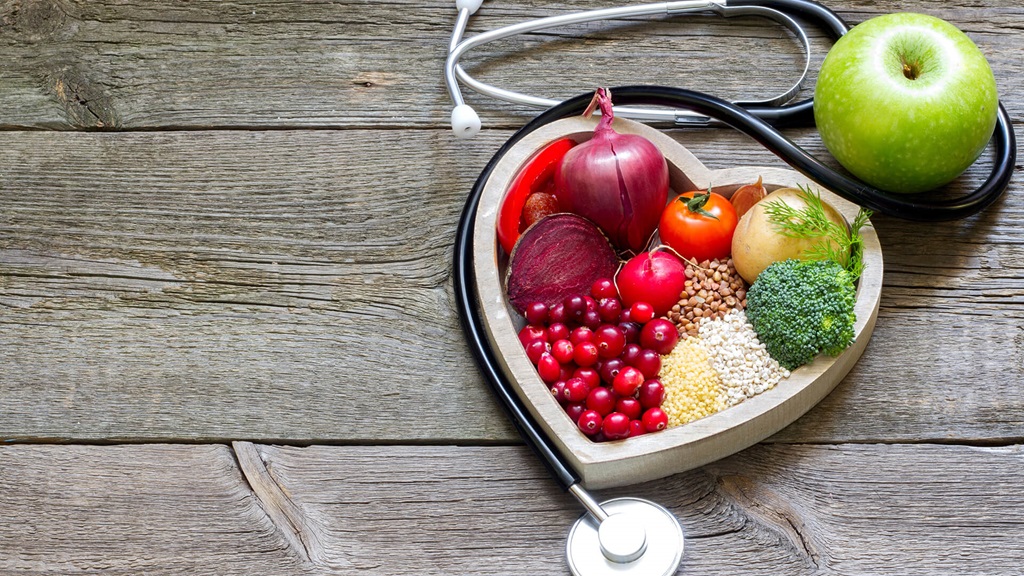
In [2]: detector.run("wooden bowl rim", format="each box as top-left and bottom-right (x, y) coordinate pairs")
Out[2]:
(472, 116), (883, 489)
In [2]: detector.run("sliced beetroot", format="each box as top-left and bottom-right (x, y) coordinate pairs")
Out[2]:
(505, 213), (619, 314)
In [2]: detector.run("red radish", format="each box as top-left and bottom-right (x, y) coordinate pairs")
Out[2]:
(616, 251), (687, 316)
(554, 88), (669, 253)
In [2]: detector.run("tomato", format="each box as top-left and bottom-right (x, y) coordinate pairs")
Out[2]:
(496, 137), (575, 255)
(658, 190), (738, 262)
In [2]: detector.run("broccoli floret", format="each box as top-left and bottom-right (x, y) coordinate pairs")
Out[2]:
(745, 259), (857, 371)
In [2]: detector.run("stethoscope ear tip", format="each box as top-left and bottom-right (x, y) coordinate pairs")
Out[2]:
(451, 104), (482, 138)
(455, 0), (483, 15)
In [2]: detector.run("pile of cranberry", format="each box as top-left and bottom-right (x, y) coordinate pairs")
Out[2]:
(517, 278), (679, 442)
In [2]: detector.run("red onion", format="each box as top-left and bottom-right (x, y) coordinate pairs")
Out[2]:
(554, 88), (669, 253)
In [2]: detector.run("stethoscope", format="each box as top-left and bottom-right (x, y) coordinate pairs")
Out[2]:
(447, 1), (1016, 574)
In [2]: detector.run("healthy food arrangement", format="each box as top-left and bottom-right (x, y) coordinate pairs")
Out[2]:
(501, 88), (871, 443)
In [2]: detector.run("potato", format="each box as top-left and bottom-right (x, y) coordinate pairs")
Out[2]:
(731, 187), (848, 284)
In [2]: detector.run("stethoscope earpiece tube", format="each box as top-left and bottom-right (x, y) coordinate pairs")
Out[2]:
(730, 0), (849, 40)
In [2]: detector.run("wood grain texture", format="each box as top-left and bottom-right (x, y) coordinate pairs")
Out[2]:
(0, 0), (1019, 129)
(0, 443), (314, 575)
(1, 1), (1024, 573)
(1, 124), (1023, 442)
(1, 442), (1021, 575)
(0, 128), (516, 441)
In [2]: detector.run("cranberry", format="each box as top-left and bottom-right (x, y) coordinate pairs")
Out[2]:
(598, 358), (625, 385)
(536, 352), (561, 383)
(550, 381), (567, 405)
(573, 341), (599, 367)
(638, 379), (665, 408)
(616, 397), (643, 420)
(591, 278), (617, 300)
(597, 297), (622, 323)
(524, 302), (549, 326)
(582, 310), (602, 330)
(612, 366), (645, 397)
(565, 402), (586, 423)
(621, 343), (642, 367)
(577, 410), (603, 436)
(525, 339), (550, 364)
(569, 326), (594, 345)
(618, 321), (641, 344)
(563, 295), (588, 323)
(551, 339), (574, 364)
(633, 349), (662, 379)
(558, 363), (576, 382)
(640, 319), (680, 355)
(602, 412), (631, 440)
(642, 407), (669, 432)
(629, 301), (655, 324)
(547, 322), (570, 343)
(583, 295), (597, 313)
(629, 420), (647, 437)
(563, 377), (591, 403)
(586, 386), (616, 416)
(594, 324), (626, 359)
(573, 367), (600, 390)
(618, 307), (632, 323)
(549, 302), (568, 324)
(518, 325), (547, 347)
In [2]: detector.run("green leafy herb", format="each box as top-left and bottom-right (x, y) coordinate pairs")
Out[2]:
(763, 186), (872, 280)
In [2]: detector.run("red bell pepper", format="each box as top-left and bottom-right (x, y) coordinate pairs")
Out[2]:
(496, 137), (576, 255)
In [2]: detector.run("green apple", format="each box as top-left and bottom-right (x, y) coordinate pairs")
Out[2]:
(814, 13), (999, 194)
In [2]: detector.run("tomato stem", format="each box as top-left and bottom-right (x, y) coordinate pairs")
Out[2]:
(680, 188), (720, 221)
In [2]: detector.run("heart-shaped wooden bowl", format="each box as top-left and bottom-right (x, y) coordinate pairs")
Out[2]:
(472, 116), (883, 489)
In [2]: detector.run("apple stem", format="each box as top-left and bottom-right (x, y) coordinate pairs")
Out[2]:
(902, 59), (921, 80)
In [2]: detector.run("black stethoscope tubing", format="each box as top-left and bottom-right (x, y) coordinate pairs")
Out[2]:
(454, 0), (1016, 498)
(604, 86), (1016, 221)
(454, 134), (580, 490)
(455, 83), (1015, 493)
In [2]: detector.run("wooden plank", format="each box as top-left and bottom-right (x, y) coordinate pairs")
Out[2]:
(0, 443), (314, 575)
(0, 0), (1019, 129)
(1, 442), (1021, 575)
(2, 128), (1023, 443)
(0, 128), (518, 442)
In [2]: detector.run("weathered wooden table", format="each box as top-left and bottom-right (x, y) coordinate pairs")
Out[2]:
(2, 1), (1022, 574)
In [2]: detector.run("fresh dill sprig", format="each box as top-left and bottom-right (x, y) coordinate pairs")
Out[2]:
(763, 186), (872, 280)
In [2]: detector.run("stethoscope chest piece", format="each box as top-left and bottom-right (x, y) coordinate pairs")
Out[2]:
(566, 497), (684, 576)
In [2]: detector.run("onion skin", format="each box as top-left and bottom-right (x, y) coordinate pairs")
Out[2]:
(554, 89), (669, 253)
(730, 176), (766, 219)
